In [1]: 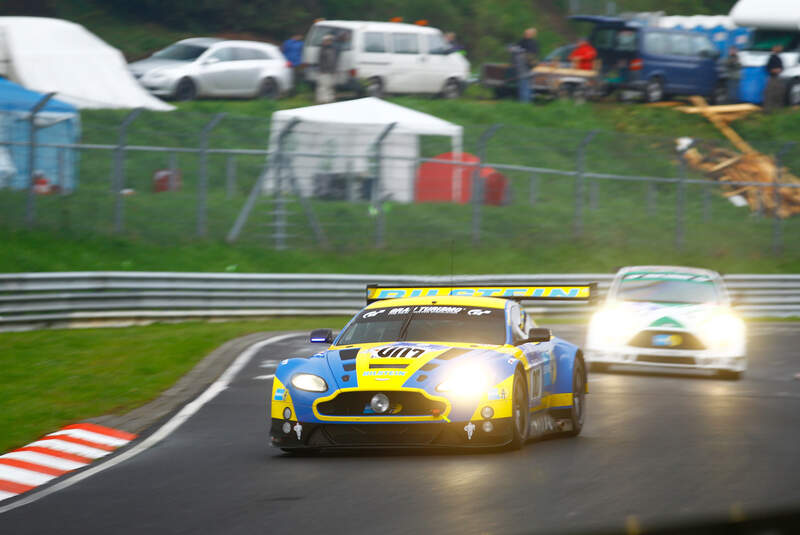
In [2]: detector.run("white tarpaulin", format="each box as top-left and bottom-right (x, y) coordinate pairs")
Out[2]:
(267, 97), (462, 203)
(0, 17), (173, 111)
(730, 0), (800, 30)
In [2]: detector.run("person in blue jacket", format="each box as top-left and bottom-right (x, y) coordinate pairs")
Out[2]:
(282, 34), (304, 94)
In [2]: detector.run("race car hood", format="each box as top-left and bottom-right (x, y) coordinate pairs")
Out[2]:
(323, 341), (509, 391)
(613, 301), (724, 332)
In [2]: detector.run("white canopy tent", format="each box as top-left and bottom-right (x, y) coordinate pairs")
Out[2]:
(0, 17), (173, 111)
(267, 97), (462, 203)
(730, 0), (800, 30)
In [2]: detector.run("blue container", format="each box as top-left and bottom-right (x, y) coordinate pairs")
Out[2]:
(740, 65), (767, 104)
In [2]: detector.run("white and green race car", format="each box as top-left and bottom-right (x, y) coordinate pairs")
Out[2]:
(585, 266), (746, 379)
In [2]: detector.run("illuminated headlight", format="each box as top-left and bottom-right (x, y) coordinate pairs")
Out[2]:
(700, 311), (744, 349)
(589, 304), (637, 346)
(436, 366), (490, 397)
(291, 373), (328, 392)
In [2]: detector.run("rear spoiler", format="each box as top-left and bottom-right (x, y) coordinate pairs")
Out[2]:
(366, 284), (596, 304)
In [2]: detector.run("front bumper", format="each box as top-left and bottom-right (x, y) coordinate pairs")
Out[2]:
(270, 417), (513, 449)
(585, 348), (746, 372)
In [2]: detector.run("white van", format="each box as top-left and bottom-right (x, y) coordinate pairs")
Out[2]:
(301, 20), (470, 98)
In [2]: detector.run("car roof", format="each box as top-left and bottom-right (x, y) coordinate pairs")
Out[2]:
(616, 265), (721, 278)
(365, 296), (509, 309)
(311, 20), (441, 34)
(178, 37), (223, 47)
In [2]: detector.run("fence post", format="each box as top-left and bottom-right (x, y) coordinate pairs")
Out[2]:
(24, 92), (55, 229)
(773, 142), (794, 255)
(197, 113), (226, 237)
(703, 181), (712, 223)
(573, 130), (598, 238)
(371, 122), (397, 248)
(646, 181), (656, 216)
(226, 155), (237, 199)
(529, 172), (538, 206)
(473, 124), (503, 246)
(227, 118), (300, 244)
(676, 153), (687, 251)
(168, 152), (178, 191)
(112, 108), (142, 235)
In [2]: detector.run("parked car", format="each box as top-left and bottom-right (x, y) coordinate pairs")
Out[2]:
(571, 16), (727, 103)
(731, 0), (800, 105)
(301, 20), (470, 98)
(129, 38), (293, 100)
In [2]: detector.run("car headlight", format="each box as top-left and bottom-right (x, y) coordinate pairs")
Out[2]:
(291, 373), (328, 392)
(436, 366), (490, 397)
(700, 310), (744, 349)
(589, 304), (637, 346)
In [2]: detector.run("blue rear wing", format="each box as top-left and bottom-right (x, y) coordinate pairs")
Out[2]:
(366, 284), (596, 304)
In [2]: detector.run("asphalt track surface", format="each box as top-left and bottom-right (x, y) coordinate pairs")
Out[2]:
(2, 324), (800, 534)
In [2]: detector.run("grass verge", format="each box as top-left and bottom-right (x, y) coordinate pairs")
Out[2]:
(0, 317), (349, 453)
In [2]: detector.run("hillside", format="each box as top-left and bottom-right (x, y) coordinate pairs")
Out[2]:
(6, 0), (738, 62)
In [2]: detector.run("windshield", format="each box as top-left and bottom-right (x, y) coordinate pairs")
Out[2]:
(591, 28), (638, 52)
(337, 305), (507, 345)
(307, 25), (353, 50)
(616, 273), (718, 304)
(746, 30), (800, 52)
(153, 43), (208, 61)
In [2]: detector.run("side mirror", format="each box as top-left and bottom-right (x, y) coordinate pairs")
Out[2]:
(526, 327), (552, 344)
(309, 328), (334, 344)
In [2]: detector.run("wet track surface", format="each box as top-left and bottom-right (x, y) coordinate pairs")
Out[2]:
(2, 324), (800, 534)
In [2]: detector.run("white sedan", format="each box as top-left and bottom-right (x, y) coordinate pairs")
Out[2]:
(129, 38), (293, 100)
(585, 266), (746, 379)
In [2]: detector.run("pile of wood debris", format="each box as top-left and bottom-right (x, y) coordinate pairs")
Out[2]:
(677, 97), (800, 218)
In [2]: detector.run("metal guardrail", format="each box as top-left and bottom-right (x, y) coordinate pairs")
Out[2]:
(1, 272), (798, 330)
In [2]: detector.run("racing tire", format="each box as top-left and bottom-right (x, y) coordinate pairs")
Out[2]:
(562, 356), (587, 437)
(174, 78), (197, 101)
(786, 78), (800, 107)
(365, 77), (384, 98)
(506, 369), (530, 450)
(717, 369), (742, 381)
(441, 78), (462, 99)
(258, 77), (279, 100)
(280, 448), (320, 456)
(643, 77), (664, 103)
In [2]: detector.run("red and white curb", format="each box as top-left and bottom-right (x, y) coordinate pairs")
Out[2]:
(0, 423), (136, 502)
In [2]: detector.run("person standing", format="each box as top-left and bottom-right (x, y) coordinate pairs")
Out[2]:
(763, 44), (784, 111)
(518, 27), (539, 63)
(724, 46), (741, 103)
(514, 28), (539, 103)
(281, 33), (304, 95)
(444, 32), (465, 55)
(316, 34), (338, 104)
(569, 39), (598, 70)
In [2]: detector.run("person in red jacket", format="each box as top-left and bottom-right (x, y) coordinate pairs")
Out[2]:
(569, 39), (598, 71)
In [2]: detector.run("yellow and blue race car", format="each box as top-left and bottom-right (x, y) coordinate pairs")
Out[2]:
(269, 284), (594, 452)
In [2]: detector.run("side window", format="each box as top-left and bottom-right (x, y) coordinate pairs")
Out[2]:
(616, 30), (638, 52)
(363, 32), (387, 53)
(691, 35), (717, 58)
(644, 32), (666, 55)
(393, 33), (420, 54)
(208, 47), (235, 62)
(509, 303), (527, 344)
(668, 34), (691, 56)
(427, 33), (448, 54)
(591, 28), (616, 50)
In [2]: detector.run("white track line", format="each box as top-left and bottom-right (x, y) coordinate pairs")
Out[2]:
(0, 332), (303, 514)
